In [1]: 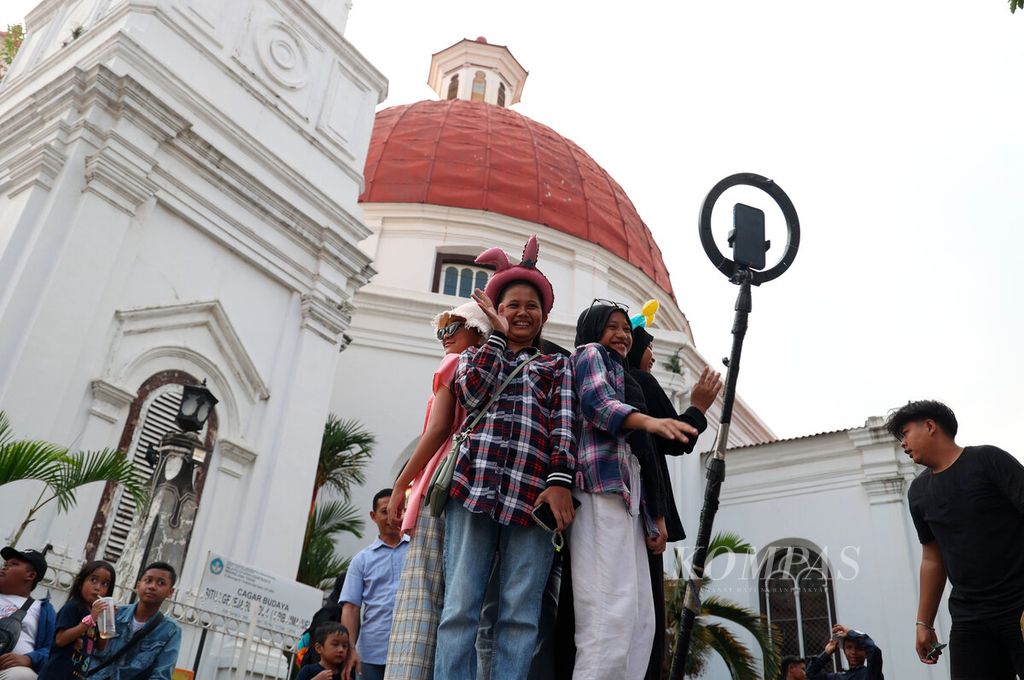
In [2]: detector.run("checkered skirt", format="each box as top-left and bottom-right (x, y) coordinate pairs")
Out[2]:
(384, 509), (445, 680)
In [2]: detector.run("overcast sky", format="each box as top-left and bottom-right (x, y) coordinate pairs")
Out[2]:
(4, 1), (1022, 454)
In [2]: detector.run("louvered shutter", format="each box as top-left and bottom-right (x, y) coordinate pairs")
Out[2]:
(101, 390), (183, 562)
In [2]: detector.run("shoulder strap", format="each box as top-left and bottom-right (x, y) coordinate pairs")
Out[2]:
(2, 597), (34, 622)
(460, 352), (539, 437)
(87, 611), (165, 676)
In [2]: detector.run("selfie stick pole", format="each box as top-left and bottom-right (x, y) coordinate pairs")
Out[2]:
(669, 174), (800, 680)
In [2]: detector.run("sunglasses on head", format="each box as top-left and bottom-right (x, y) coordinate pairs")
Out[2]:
(580, 298), (630, 328)
(436, 320), (465, 340)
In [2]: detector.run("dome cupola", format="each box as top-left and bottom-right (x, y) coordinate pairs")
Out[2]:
(427, 37), (528, 108)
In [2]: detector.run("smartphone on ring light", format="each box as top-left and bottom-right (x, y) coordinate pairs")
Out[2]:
(531, 498), (582, 532)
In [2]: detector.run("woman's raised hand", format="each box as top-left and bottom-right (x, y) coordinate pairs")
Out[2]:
(472, 288), (509, 335)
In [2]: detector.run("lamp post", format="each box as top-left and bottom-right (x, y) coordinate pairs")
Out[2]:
(134, 380), (218, 586)
(670, 173), (800, 680)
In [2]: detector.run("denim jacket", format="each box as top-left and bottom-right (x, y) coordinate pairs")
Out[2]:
(89, 603), (181, 680)
(25, 593), (57, 670)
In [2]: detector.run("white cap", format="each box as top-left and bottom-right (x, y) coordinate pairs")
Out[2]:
(432, 300), (492, 340)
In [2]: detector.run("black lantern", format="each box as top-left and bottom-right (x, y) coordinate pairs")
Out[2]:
(176, 380), (218, 433)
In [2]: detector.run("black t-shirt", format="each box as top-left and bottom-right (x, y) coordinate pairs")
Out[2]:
(908, 445), (1024, 620)
(38, 600), (93, 680)
(296, 662), (343, 680)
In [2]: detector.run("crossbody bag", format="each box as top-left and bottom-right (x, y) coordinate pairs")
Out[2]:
(87, 611), (165, 676)
(424, 352), (539, 518)
(0, 597), (34, 655)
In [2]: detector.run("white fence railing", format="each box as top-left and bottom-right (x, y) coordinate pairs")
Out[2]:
(38, 554), (302, 679)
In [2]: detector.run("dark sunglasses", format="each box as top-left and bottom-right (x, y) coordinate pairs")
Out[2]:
(436, 320), (465, 340)
(580, 298), (629, 329)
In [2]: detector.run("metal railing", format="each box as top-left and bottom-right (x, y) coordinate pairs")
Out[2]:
(38, 552), (300, 680)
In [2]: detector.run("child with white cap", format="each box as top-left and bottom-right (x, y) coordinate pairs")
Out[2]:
(383, 300), (491, 680)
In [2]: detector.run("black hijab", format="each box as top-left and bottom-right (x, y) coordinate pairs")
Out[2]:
(575, 304), (668, 520)
(627, 326), (654, 370)
(574, 304), (646, 410)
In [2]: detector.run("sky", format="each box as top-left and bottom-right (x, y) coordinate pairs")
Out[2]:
(4, 1), (1022, 453)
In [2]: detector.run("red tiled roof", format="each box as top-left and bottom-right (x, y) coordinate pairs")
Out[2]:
(360, 100), (674, 295)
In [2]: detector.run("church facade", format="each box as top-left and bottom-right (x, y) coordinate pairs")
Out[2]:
(330, 38), (950, 680)
(0, 0), (384, 629)
(0, 5), (949, 677)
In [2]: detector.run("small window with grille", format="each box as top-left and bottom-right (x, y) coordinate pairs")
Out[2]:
(497, 83), (507, 107)
(759, 545), (840, 672)
(433, 255), (493, 299)
(471, 71), (486, 102)
(447, 74), (459, 100)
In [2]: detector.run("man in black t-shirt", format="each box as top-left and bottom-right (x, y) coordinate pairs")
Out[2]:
(887, 400), (1024, 680)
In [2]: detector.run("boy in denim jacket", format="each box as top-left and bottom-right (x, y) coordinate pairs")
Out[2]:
(89, 562), (180, 680)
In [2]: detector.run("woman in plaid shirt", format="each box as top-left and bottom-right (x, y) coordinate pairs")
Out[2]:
(570, 301), (697, 680)
(433, 236), (576, 680)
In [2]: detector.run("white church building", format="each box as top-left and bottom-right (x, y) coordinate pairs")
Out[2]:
(0, 3), (949, 676)
(331, 37), (951, 680)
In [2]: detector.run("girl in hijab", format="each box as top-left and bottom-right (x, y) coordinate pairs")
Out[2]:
(626, 304), (722, 680)
(383, 301), (491, 680)
(569, 300), (697, 680)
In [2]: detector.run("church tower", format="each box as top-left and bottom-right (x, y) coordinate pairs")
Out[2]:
(427, 37), (528, 107)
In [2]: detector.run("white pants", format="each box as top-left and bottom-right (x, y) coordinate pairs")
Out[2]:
(571, 492), (655, 680)
(0, 668), (38, 680)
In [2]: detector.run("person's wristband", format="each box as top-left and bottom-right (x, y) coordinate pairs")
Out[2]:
(915, 621), (934, 631)
(81, 614), (94, 627)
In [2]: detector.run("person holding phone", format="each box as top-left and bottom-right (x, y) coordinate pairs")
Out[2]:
(806, 624), (883, 680)
(433, 235), (576, 680)
(888, 400), (1024, 679)
(569, 300), (696, 680)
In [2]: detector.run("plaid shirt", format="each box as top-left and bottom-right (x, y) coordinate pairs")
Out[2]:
(571, 343), (638, 506)
(450, 332), (576, 527)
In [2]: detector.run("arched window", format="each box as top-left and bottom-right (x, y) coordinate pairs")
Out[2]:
(443, 266), (459, 296)
(759, 544), (840, 670)
(85, 371), (217, 562)
(497, 83), (507, 107)
(447, 74), (459, 100)
(471, 71), (486, 102)
(434, 255), (493, 298)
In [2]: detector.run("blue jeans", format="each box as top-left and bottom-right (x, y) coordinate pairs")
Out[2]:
(434, 499), (554, 680)
(477, 553), (563, 680)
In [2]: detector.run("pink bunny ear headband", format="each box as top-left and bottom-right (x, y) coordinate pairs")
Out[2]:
(476, 234), (555, 315)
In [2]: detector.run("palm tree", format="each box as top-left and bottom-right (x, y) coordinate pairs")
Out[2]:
(312, 416), (375, 508)
(297, 414), (375, 588)
(0, 411), (147, 547)
(665, 532), (781, 680)
(296, 500), (365, 588)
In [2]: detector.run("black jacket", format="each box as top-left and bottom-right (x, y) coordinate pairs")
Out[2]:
(806, 632), (883, 680)
(629, 369), (707, 542)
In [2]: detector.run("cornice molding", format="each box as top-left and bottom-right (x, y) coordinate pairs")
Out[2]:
(218, 438), (259, 467)
(83, 147), (159, 215)
(1, 143), (67, 197)
(115, 300), (270, 402)
(88, 379), (138, 424)
(861, 476), (908, 505)
(301, 292), (351, 344)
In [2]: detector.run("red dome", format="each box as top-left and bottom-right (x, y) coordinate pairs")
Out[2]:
(360, 100), (674, 295)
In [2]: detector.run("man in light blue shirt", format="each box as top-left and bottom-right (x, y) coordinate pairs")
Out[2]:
(340, 488), (409, 680)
